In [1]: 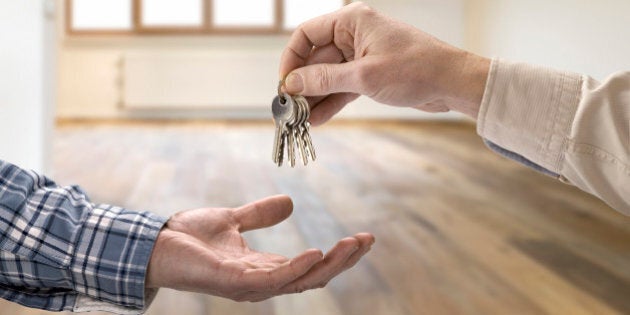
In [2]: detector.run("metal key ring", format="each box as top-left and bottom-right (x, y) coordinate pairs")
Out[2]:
(278, 79), (286, 104)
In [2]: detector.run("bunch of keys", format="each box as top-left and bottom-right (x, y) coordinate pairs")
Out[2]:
(272, 88), (316, 167)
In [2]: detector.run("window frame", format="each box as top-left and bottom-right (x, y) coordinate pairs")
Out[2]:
(66, 0), (350, 35)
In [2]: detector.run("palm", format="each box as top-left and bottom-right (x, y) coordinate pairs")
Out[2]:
(178, 208), (289, 268)
(146, 195), (374, 302)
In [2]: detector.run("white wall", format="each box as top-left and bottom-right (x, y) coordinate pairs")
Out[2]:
(466, 0), (630, 80)
(56, 0), (466, 120)
(0, 1), (55, 172)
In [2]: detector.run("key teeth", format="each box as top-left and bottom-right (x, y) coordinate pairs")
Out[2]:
(277, 150), (284, 167)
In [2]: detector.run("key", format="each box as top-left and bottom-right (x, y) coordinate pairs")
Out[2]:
(272, 94), (295, 166)
(291, 96), (309, 163)
(271, 97), (284, 165)
(293, 96), (309, 166)
(281, 95), (298, 167)
(277, 130), (286, 166)
(295, 96), (316, 162)
(287, 123), (296, 167)
(303, 121), (316, 161)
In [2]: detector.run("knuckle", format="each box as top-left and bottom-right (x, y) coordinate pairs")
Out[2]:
(349, 2), (374, 16)
(359, 3), (375, 14)
(315, 66), (332, 93)
(296, 21), (307, 33)
(349, 1), (368, 10)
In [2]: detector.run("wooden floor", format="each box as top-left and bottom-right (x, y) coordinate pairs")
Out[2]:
(2, 121), (629, 315)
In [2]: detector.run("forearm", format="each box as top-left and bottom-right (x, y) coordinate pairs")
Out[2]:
(476, 60), (630, 215)
(435, 49), (491, 119)
(0, 160), (167, 313)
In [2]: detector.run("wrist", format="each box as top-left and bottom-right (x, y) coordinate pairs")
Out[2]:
(146, 227), (176, 289)
(442, 51), (491, 119)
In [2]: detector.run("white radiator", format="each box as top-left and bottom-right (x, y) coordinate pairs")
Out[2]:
(122, 51), (279, 109)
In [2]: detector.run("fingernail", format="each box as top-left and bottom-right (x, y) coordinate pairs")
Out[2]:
(286, 73), (304, 93)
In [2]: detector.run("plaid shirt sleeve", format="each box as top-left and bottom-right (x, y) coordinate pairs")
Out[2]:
(0, 160), (168, 314)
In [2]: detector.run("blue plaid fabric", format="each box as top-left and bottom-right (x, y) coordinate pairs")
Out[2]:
(0, 160), (167, 312)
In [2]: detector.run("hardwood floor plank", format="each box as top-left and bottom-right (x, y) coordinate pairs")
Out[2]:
(512, 239), (630, 314)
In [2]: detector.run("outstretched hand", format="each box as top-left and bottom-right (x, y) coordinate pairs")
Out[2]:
(146, 195), (374, 302)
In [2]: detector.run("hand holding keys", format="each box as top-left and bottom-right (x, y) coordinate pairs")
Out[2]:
(272, 92), (316, 167)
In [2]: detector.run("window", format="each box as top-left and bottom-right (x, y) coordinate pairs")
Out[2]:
(69, 0), (132, 32)
(284, 0), (344, 29)
(66, 0), (350, 35)
(213, 0), (275, 28)
(141, 0), (204, 28)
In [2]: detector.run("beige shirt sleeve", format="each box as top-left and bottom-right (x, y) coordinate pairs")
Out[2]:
(477, 59), (630, 215)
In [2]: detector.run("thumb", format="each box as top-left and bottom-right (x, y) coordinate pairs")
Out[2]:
(233, 195), (294, 232)
(285, 61), (362, 96)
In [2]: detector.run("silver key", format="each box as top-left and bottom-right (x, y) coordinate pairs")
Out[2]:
(292, 96), (309, 166)
(287, 123), (296, 167)
(277, 133), (286, 166)
(295, 96), (316, 162)
(302, 121), (316, 161)
(272, 94), (295, 166)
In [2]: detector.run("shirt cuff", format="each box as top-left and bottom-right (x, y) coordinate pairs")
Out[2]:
(70, 204), (167, 313)
(483, 139), (560, 178)
(73, 288), (159, 314)
(477, 59), (583, 174)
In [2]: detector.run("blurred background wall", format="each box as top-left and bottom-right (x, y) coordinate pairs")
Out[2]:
(0, 1), (55, 172)
(466, 0), (630, 80)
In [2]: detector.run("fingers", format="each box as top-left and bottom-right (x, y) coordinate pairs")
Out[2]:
(233, 195), (293, 232)
(306, 43), (345, 66)
(284, 61), (365, 97)
(279, 11), (340, 78)
(239, 248), (323, 292)
(309, 93), (360, 126)
(282, 43), (351, 97)
(279, 2), (372, 77)
(413, 102), (450, 113)
(281, 43), (345, 96)
(277, 234), (369, 294)
(228, 233), (375, 302)
(326, 233), (374, 277)
(281, 44), (345, 96)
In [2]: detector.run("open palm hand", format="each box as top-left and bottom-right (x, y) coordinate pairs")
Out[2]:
(146, 195), (374, 302)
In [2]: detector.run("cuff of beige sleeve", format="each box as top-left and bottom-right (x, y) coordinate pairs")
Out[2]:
(477, 59), (583, 173)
